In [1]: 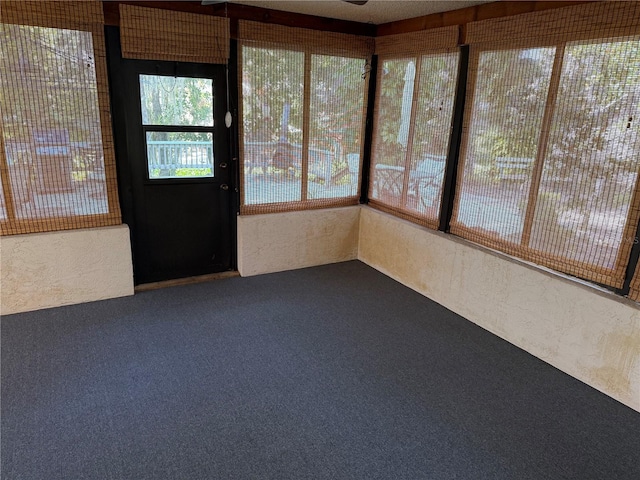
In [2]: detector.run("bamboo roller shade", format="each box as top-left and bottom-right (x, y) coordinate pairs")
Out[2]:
(370, 27), (458, 231)
(0, 0), (122, 236)
(237, 23), (369, 215)
(0, 0), (103, 30)
(374, 26), (459, 56)
(448, 220), (628, 289)
(238, 20), (374, 58)
(629, 269), (640, 302)
(628, 197), (640, 301)
(467, 1), (640, 47)
(119, 4), (230, 64)
(448, 2), (640, 290)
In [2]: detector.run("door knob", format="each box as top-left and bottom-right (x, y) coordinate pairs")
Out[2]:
(219, 162), (228, 169)
(220, 184), (229, 191)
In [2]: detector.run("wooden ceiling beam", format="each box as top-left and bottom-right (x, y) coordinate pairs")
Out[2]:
(103, 1), (596, 43)
(376, 1), (592, 38)
(102, 1), (377, 38)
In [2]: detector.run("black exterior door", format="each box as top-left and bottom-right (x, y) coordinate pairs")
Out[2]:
(106, 28), (233, 285)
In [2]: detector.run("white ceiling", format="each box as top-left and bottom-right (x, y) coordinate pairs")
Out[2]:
(227, 0), (494, 25)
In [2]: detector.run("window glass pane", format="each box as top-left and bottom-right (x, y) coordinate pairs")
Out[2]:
(454, 47), (556, 242)
(410, 52), (459, 218)
(308, 55), (365, 200)
(531, 38), (640, 269)
(371, 53), (459, 223)
(0, 170), (7, 220)
(140, 75), (213, 126)
(1, 24), (109, 220)
(146, 132), (213, 179)
(371, 58), (414, 209)
(242, 47), (304, 205)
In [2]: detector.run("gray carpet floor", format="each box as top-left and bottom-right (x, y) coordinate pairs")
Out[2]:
(2, 261), (639, 479)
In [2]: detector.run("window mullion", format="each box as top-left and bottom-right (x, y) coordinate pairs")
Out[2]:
(301, 52), (312, 202)
(400, 55), (422, 209)
(449, 47), (480, 230)
(521, 43), (565, 247)
(439, 46), (469, 231)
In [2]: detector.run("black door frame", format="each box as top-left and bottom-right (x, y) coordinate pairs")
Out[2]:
(105, 26), (237, 284)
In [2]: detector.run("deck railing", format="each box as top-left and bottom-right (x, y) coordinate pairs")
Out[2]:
(146, 141), (214, 176)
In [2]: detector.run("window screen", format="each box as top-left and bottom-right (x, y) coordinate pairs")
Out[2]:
(531, 38), (640, 274)
(370, 52), (459, 228)
(240, 45), (368, 213)
(1, 24), (111, 224)
(452, 47), (555, 244)
(0, 0), (120, 236)
(241, 46), (304, 206)
(238, 19), (373, 214)
(0, 169), (8, 220)
(452, 37), (640, 288)
(308, 55), (365, 201)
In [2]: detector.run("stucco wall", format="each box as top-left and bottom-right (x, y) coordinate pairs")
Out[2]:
(237, 206), (360, 277)
(1, 225), (134, 315)
(4, 206), (638, 411)
(358, 206), (640, 412)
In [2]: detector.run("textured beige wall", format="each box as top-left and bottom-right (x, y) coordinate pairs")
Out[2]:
(358, 206), (640, 412)
(1, 225), (134, 315)
(238, 206), (360, 276)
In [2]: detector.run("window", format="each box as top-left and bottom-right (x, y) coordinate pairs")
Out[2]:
(0, 169), (8, 220)
(370, 52), (459, 228)
(452, 37), (640, 288)
(241, 47), (367, 211)
(139, 75), (215, 179)
(532, 38), (640, 272)
(452, 47), (556, 244)
(241, 47), (305, 205)
(0, 1), (120, 235)
(238, 20), (372, 214)
(309, 55), (365, 200)
(369, 2), (640, 294)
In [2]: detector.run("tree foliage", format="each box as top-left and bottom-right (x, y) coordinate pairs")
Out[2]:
(241, 47), (367, 156)
(140, 75), (213, 129)
(373, 53), (459, 168)
(1, 24), (100, 144)
(468, 47), (555, 171)
(242, 47), (304, 145)
(547, 40), (640, 179)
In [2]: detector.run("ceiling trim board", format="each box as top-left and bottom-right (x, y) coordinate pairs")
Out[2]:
(377, 1), (593, 37)
(102, 1), (376, 37)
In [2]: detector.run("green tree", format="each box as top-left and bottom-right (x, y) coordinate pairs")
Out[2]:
(1, 24), (101, 145)
(241, 47), (304, 145)
(468, 47), (555, 178)
(373, 53), (460, 168)
(544, 39), (640, 231)
(309, 54), (367, 156)
(139, 75), (213, 129)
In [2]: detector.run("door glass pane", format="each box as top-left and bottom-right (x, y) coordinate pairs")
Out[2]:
(146, 132), (213, 179)
(139, 75), (213, 126)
